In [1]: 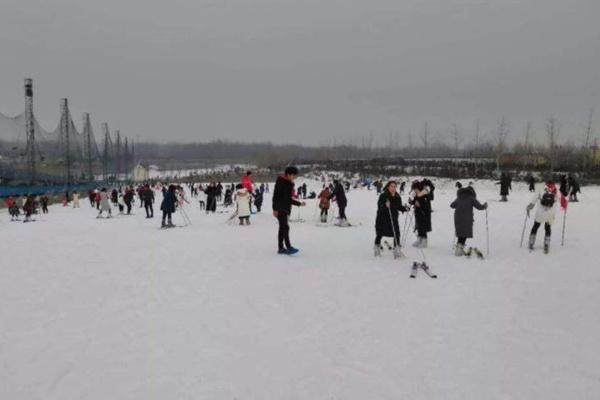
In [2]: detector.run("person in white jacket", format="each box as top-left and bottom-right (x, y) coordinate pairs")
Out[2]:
(526, 180), (567, 253)
(235, 184), (252, 225)
(72, 191), (80, 208)
(97, 188), (112, 218)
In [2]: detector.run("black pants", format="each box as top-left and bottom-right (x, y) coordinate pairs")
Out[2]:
(162, 210), (172, 224)
(531, 221), (551, 236)
(144, 201), (154, 217)
(375, 235), (399, 247)
(457, 237), (467, 245)
(320, 208), (328, 218)
(126, 202), (132, 214)
(277, 212), (291, 250)
(338, 204), (347, 220)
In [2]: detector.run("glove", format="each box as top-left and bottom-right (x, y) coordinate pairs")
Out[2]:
(526, 203), (534, 217)
(483, 202), (488, 210)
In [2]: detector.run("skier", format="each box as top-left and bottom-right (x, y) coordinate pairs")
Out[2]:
(559, 175), (569, 197)
(204, 182), (218, 213)
(40, 195), (49, 214)
(318, 185), (332, 223)
(72, 191), (80, 208)
(527, 174), (536, 192)
(450, 186), (488, 256)
(331, 179), (349, 226)
(5, 196), (19, 221)
(272, 166), (305, 255)
(123, 187), (134, 215)
(568, 175), (580, 202)
(253, 189), (263, 213)
(496, 173), (512, 202)
(409, 181), (432, 248)
(88, 189), (96, 207)
(23, 194), (35, 222)
(160, 184), (178, 228)
(97, 188), (112, 218)
(142, 184), (155, 218)
(301, 183), (308, 199)
(374, 180), (408, 257)
(526, 180), (568, 253)
(235, 184), (251, 225)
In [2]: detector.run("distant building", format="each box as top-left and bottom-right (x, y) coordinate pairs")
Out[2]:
(132, 163), (150, 182)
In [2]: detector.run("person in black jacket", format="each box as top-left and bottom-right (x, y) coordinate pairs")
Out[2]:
(160, 185), (177, 227)
(409, 181), (432, 248)
(374, 180), (407, 257)
(331, 179), (349, 226)
(272, 166), (305, 254)
(496, 173), (512, 201)
(142, 184), (155, 218)
(254, 189), (263, 212)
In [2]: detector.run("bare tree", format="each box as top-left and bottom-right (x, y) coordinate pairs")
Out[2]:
(545, 117), (559, 172)
(420, 122), (429, 154)
(524, 121), (533, 153)
(494, 117), (510, 172)
(582, 109), (595, 172)
(451, 123), (461, 155)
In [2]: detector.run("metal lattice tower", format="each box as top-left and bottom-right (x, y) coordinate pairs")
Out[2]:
(82, 112), (94, 182)
(24, 78), (36, 184)
(101, 122), (111, 181)
(60, 98), (72, 187)
(114, 130), (121, 180)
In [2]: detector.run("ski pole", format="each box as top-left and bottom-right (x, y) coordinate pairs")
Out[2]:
(519, 211), (529, 248)
(485, 207), (490, 257)
(387, 204), (399, 249)
(561, 207), (567, 246)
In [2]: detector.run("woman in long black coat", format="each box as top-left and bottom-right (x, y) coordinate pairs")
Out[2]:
(160, 185), (178, 227)
(450, 187), (487, 255)
(409, 181), (432, 248)
(374, 181), (407, 256)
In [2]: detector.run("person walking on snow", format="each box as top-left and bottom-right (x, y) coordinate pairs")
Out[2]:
(142, 184), (155, 218)
(272, 166), (305, 255)
(450, 187), (488, 256)
(235, 184), (252, 225)
(318, 186), (332, 223)
(496, 173), (512, 202)
(374, 180), (408, 257)
(526, 180), (568, 253)
(253, 189), (263, 213)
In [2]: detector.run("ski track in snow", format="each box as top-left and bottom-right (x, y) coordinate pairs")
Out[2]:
(1, 179), (600, 399)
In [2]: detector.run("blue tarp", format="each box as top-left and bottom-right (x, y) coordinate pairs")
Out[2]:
(0, 183), (99, 198)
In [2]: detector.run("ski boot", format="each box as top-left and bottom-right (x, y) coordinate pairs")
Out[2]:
(374, 244), (382, 257)
(544, 235), (551, 254)
(454, 244), (465, 256)
(415, 238), (427, 248)
(528, 234), (536, 251)
(464, 247), (473, 257)
(393, 246), (404, 259)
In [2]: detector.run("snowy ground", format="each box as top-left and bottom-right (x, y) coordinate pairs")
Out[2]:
(1, 178), (600, 399)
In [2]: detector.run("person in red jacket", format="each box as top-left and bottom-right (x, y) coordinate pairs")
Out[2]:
(241, 171), (254, 212)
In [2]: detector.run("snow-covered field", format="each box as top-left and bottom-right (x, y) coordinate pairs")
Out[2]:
(1, 178), (600, 399)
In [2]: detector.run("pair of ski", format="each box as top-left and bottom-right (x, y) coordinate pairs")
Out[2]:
(464, 247), (485, 259)
(382, 240), (405, 258)
(410, 262), (437, 279)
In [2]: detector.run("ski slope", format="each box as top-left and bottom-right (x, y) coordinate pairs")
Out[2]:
(1, 179), (599, 399)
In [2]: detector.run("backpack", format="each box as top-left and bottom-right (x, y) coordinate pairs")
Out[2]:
(540, 191), (555, 208)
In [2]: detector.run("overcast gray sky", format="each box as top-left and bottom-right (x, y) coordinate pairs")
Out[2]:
(1, 0), (599, 145)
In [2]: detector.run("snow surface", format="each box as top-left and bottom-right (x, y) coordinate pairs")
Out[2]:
(1, 179), (600, 399)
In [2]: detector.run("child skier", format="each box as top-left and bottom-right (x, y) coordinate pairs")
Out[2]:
(5, 196), (20, 221)
(450, 187), (488, 256)
(374, 180), (408, 257)
(526, 180), (568, 253)
(40, 195), (49, 214)
(272, 166), (305, 255)
(253, 189), (263, 213)
(318, 186), (332, 223)
(409, 181), (432, 248)
(97, 188), (112, 218)
(72, 191), (80, 208)
(235, 184), (252, 225)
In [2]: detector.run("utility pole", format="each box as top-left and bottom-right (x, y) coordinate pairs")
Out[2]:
(24, 79), (36, 184)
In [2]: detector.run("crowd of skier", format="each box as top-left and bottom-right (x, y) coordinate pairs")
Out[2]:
(2, 167), (581, 259)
